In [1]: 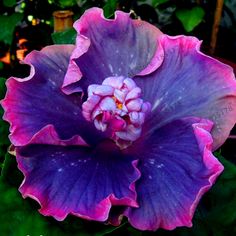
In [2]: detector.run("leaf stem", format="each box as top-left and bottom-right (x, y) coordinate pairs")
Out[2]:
(210, 0), (224, 55)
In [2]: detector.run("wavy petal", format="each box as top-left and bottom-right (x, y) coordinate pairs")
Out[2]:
(135, 35), (236, 150)
(63, 7), (163, 94)
(125, 117), (223, 230)
(1, 45), (104, 146)
(16, 125), (140, 221)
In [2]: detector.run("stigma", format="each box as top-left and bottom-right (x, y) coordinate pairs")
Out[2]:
(82, 76), (151, 149)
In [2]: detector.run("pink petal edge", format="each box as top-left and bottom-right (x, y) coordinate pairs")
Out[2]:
(189, 119), (224, 219)
(62, 7), (163, 94)
(147, 34), (236, 150)
(124, 118), (224, 231)
(16, 125), (141, 222)
(0, 45), (75, 146)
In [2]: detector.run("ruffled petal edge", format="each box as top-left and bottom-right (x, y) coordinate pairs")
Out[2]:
(16, 125), (141, 222)
(62, 7), (163, 95)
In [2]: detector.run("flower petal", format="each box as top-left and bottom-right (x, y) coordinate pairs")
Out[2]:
(63, 7), (163, 94)
(135, 35), (236, 150)
(1, 45), (104, 146)
(16, 125), (140, 221)
(125, 117), (223, 231)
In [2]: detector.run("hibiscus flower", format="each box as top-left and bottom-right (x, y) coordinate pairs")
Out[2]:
(1, 8), (236, 231)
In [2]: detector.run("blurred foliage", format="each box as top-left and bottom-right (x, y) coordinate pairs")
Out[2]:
(0, 0), (236, 60)
(3, 0), (16, 8)
(0, 154), (57, 236)
(152, 0), (170, 8)
(0, 13), (23, 45)
(176, 6), (205, 32)
(52, 0), (78, 8)
(0, 78), (10, 169)
(103, 0), (118, 18)
(0, 0), (236, 235)
(51, 28), (77, 44)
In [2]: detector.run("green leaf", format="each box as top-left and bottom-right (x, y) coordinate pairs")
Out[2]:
(176, 7), (205, 32)
(0, 13), (23, 45)
(0, 77), (7, 99)
(206, 155), (236, 224)
(0, 62), (4, 70)
(0, 78), (9, 168)
(0, 124), (9, 168)
(51, 28), (76, 45)
(222, 0), (236, 28)
(152, 0), (169, 7)
(3, 0), (16, 7)
(103, 0), (118, 18)
(1, 153), (22, 186)
(0, 180), (64, 236)
(193, 154), (236, 235)
(51, 0), (77, 8)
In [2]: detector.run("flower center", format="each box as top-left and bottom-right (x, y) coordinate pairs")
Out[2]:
(82, 76), (151, 149)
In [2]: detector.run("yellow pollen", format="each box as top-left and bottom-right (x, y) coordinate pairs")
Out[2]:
(112, 96), (123, 109)
(117, 103), (123, 109)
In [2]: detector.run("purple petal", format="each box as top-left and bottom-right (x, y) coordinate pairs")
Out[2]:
(82, 94), (101, 120)
(129, 112), (145, 125)
(94, 85), (114, 96)
(1, 45), (104, 146)
(88, 84), (99, 96)
(113, 89), (127, 103)
(126, 87), (142, 101)
(124, 117), (223, 230)
(116, 125), (142, 141)
(99, 97), (116, 111)
(16, 125), (140, 221)
(126, 98), (143, 111)
(103, 76), (125, 89)
(123, 78), (137, 90)
(135, 35), (236, 150)
(63, 7), (163, 94)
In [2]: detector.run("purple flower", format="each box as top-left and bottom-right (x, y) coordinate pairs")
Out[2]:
(1, 8), (236, 231)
